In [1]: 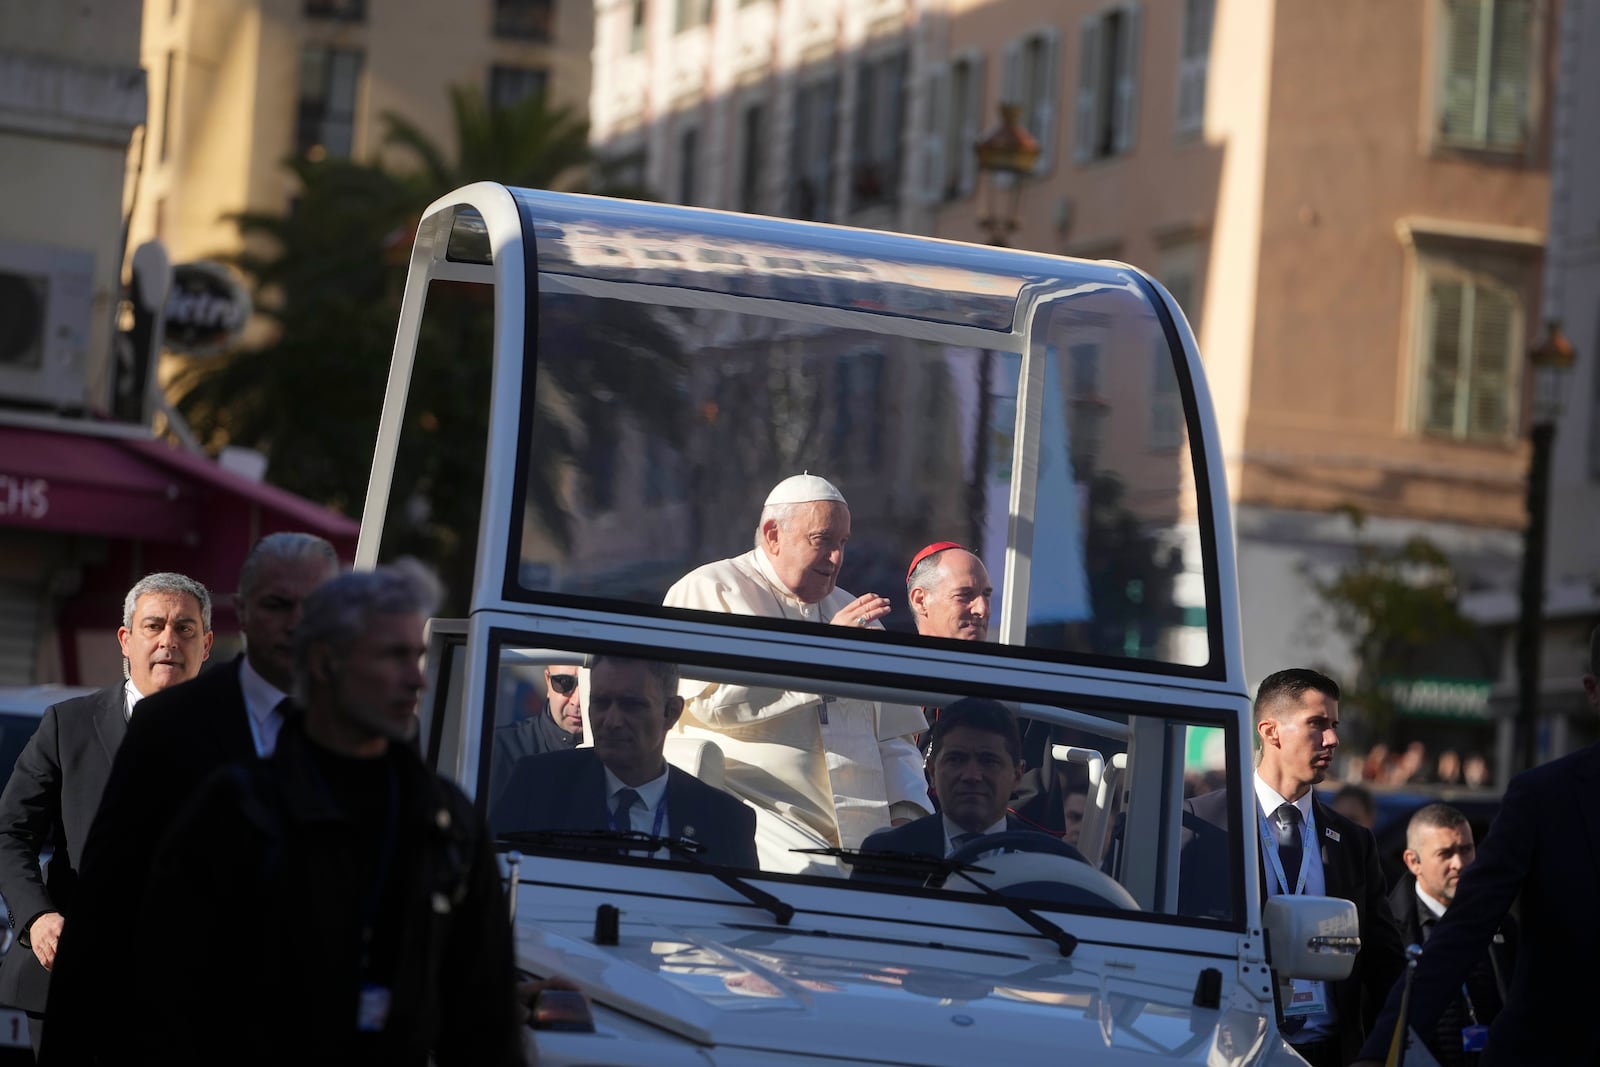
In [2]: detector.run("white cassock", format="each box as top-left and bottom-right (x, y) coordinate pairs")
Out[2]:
(664, 548), (931, 860)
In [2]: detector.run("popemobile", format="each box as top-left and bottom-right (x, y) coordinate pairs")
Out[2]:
(357, 185), (1374, 1065)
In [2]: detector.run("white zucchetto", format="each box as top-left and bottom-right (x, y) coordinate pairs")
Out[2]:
(763, 474), (847, 507)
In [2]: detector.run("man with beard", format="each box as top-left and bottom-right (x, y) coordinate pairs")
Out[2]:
(663, 474), (928, 861)
(1385, 803), (1515, 1067)
(135, 562), (521, 1065)
(1179, 668), (1403, 1067)
(0, 572), (212, 1051)
(489, 664), (583, 803)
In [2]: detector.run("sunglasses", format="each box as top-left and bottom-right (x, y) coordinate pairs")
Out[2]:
(548, 673), (578, 695)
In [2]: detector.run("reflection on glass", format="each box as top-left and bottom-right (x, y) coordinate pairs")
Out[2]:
(500, 194), (1212, 668)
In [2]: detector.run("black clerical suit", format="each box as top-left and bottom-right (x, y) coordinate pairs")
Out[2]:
(1387, 873), (1516, 1067)
(491, 748), (759, 869)
(0, 686), (125, 1048)
(41, 656), (258, 1065)
(1180, 788), (1405, 1066)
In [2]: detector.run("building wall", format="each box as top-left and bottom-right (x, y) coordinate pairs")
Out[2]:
(0, 0), (146, 415)
(132, 0), (594, 270)
(1243, 0), (1552, 531)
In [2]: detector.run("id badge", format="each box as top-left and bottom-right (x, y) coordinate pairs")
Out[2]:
(1283, 978), (1327, 1018)
(1461, 1024), (1489, 1052)
(357, 984), (392, 1032)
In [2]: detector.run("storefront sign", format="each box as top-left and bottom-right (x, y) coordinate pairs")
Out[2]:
(1381, 676), (1494, 721)
(164, 261), (251, 355)
(0, 474), (48, 520)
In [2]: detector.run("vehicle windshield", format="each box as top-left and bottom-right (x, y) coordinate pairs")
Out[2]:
(475, 640), (1242, 926)
(505, 191), (1219, 674)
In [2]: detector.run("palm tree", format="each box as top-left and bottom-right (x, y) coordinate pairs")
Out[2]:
(171, 86), (675, 610)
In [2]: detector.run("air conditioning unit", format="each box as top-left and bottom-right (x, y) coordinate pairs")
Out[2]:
(0, 239), (95, 409)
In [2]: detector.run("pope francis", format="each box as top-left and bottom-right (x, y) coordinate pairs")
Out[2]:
(663, 475), (932, 865)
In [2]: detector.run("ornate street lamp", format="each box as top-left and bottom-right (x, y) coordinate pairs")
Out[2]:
(973, 103), (1040, 247)
(1515, 319), (1577, 771)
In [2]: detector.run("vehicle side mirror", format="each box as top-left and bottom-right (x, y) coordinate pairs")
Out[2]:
(1262, 895), (1358, 982)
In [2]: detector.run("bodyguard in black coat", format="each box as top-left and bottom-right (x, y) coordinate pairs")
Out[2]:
(492, 655), (757, 870)
(0, 571), (214, 1051)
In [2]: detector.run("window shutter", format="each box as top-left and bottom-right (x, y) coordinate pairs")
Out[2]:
(957, 52), (985, 196)
(1487, 0), (1532, 149)
(921, 64), (948, 205)
(1112, 2), (1142, 155)
(1440, 0), (1486, 143)
(1175, 0), (1211, 135)
(1466, 284), (1516, 439)
(1001, 38), (1023, 105)
(1032, 27), (1062, 175)
(1074, 15), (1102, 162)
(1423, 277), (1466, 436)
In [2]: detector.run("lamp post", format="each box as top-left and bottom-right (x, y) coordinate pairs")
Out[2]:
(973, 103), (1040, 247)
(1515, 319), (1576, 772)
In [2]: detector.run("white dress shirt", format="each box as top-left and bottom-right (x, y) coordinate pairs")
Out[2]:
(123, 679), (146, 722)
(239, 657), (290, 757)
(942, 814), (1009, 858)
(1252, 773), (1336, 1042)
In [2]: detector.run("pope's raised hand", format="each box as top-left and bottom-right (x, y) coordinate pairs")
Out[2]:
(831, 594), (891, 629)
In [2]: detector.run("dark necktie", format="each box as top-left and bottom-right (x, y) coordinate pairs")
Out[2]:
(950, 831), (983, 856)
(612, 787), (642, 829)
(1274, 803), (1304, 890)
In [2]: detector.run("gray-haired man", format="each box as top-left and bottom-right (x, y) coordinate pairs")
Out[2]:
(138, 562), (522, 1064)
(0, 571), (212, 1051)
(41, 532), (340, 1065)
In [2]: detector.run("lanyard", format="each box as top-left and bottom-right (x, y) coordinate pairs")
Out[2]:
(1257, 804), (1315, 897)
(607, 792), (669, 840)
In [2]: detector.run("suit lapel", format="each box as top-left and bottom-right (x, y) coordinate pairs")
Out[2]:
(578, 753), (611, 831)
(1310, 798), (1347, 896)
(1570, 746), (1600, 877)
(90, 686), (127, 766)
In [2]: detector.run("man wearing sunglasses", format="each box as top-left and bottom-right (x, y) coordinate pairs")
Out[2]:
(490, 665), (583, 803)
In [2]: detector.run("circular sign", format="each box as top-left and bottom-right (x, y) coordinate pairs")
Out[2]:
(163, 261), (251, 356)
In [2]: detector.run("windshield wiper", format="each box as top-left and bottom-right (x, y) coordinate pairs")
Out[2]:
(799, 846), (1078, 958)
(498, 830), (796, 926)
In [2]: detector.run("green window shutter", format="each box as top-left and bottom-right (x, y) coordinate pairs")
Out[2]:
(1424, 277), (1466, 436)
(1466, 285), (1516, 440)
(1487, 0), (1532, 148)
(1441, 0), (1486, 143)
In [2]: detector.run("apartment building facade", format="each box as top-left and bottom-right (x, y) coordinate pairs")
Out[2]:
(591, 0), (1572, 762)
(132, 0), (592, 269)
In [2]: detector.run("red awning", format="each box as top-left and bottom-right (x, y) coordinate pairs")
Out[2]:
(0, 422), (358, 549)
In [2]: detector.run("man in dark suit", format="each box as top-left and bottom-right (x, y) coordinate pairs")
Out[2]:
(855, 698), (1069, 867)
(40, 532), (339, 1065)
(492, 654), (758, 869)
(1179, 668), (1404, 1067)
(0, 571), (213, 1051)
(1357, 625), (1600, 1067)
(1384, 803), (1515, 1067)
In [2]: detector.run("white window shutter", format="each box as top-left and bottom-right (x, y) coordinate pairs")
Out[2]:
(1074, 16), (1101, 162)
(920, 64), (948, 205)
(1001, 39), (1024, 106)
(1487, 0), (1533, 149)
(1113, 2), (1142, 156)
(1033, 27), (1061, 175)
(1440, 0), (1486, 143)
(957, 52), (986, 197)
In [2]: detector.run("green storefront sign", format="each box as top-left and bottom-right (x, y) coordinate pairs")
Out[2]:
(1379, 676), (1494, 721)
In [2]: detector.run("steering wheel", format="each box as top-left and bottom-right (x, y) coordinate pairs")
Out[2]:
(946, 830), (1090, 866)
(946, 830), (1139, 911)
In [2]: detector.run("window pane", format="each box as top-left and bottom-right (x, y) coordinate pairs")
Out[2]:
(1466, 285), (1515, 439)
(1423, 278), (1465, 436)
(494, 0), (553, 41)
